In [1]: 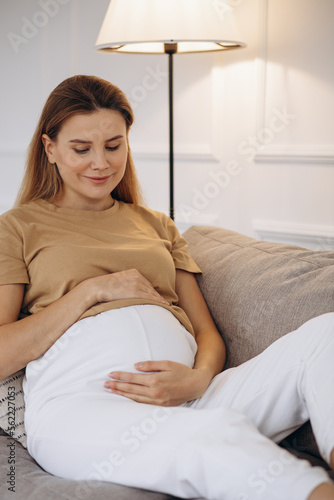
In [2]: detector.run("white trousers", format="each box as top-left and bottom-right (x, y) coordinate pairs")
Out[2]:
(23, 305), (334, 500)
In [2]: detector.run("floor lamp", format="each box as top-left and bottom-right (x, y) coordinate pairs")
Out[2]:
(95, 0), (246, 220)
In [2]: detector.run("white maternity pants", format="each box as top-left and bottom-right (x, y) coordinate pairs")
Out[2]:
(23, 305), (334, 500)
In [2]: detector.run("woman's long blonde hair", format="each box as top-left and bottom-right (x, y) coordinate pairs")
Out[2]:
(15, 75), (142, 206)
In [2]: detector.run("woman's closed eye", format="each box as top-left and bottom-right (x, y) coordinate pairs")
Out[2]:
(74, 148), (90, 154)
(74, 145), (120, 155)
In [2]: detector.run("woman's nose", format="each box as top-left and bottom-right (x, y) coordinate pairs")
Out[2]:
(92, 150), (109, 170)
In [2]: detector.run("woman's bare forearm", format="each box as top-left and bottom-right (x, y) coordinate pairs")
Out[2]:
(175, 269), (226, 386)
(0, 280), (96, 381)
(193, 325), (226, 381)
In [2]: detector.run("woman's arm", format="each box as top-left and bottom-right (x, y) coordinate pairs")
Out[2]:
(176, 269), (226, 380)
(0, 281), (98, 381)
(104, 270), (226, 405)
(0, 270), (168, 381)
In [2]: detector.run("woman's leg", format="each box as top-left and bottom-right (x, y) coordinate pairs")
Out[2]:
(27, 395), (330, 500)
(190, 312), (334, 465)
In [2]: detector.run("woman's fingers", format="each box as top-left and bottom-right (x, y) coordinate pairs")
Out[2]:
(104, 361), (206, 407)
(92, 269), (169, 304)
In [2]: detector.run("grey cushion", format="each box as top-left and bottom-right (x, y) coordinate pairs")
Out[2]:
(0, 435), (177, 500)
(183, 225), (334, 460)
(183, 226), (334, 370)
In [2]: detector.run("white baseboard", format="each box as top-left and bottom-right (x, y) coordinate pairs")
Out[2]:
(253, 220), (334, 250)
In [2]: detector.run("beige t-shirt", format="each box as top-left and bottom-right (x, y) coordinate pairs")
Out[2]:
(0, 199), (201, 335)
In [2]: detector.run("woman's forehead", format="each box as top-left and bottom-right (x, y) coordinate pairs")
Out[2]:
(58, 109), (127, 141)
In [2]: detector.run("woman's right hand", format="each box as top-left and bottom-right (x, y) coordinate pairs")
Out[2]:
(86, 269), (169, 306)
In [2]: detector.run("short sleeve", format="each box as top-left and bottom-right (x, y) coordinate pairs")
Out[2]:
(166, 218), (202, 274)
(0, 217), (29, 285)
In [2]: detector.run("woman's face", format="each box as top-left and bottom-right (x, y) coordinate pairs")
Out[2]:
(42, 109), (128, 211)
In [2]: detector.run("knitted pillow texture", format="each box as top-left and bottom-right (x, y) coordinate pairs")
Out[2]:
(0, 369), (27, 448)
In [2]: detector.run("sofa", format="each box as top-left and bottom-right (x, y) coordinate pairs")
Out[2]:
(1, 225), (333, 499)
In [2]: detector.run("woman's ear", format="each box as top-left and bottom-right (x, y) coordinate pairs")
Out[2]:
(42, 134), (56, 164)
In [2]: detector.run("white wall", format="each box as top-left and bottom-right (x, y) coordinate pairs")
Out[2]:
(1, 0), (333, 248)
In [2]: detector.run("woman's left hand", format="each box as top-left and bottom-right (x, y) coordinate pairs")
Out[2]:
(103, 360), (213, 406)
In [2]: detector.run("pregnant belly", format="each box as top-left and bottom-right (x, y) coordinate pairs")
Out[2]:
(23, 305), (197, 413)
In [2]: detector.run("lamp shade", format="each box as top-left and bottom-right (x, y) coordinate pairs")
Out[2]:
(95, 0), (246, 54)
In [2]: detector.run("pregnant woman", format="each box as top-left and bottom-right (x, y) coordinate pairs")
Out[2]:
(0, 75), (333, 500)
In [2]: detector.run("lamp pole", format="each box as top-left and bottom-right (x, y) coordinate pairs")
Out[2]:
(164, 43), (177, 221)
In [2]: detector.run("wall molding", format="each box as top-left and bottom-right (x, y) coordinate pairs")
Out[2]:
(254, 0), (334, 168)
(254, 145), (334, 165)
(131, 143), (219, 163)
(253, 219), (334, 250)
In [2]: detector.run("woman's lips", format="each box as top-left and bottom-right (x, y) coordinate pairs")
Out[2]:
(85, 175), (111, 184)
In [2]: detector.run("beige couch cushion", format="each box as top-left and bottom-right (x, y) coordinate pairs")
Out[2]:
(183, 226), (334, 460)
(183, 226), (334, 370)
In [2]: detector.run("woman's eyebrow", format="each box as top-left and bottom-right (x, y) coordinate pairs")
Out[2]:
(68, 135), (124, 144)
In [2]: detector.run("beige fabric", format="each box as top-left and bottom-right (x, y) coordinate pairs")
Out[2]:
(183, 225), (334, 458)
(0, 199), (201, 335)
(184, 226), (334, 369)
